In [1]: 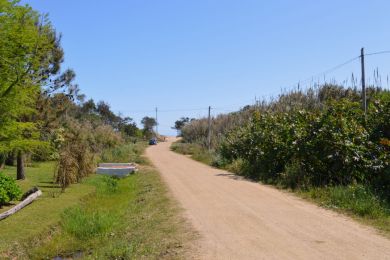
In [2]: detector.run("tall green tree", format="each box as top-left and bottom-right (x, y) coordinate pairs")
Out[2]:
(0, 0), (64, 179)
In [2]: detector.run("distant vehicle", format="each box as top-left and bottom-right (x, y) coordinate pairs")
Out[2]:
(149, 138), (157, 145)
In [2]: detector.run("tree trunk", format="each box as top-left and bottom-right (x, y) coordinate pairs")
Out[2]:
(17, 151), (25, 180)
(0, 154), (5, 169)
(5, 153), (15, 166)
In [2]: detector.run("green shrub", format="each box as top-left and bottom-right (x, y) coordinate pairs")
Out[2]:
(54, 119), (121, 191)
(0, 173), (22, 207)
(280, 160), (309, 189)
(224, 158), (248, 176)
(184, 85), (390, 209)
(296, 100), (374, 186)
(221, 99), (386, 187)
(366, 92), (390, 199)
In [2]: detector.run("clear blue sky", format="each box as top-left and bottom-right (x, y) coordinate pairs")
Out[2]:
(22, 0), (390, 135)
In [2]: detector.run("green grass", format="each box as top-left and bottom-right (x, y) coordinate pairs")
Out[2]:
(170, 142), (216, 166)
(1, 142), (194, 259)
(298, 185), (390, 236)
(0, 162), (97, 257)
(30, 167), (193, 259)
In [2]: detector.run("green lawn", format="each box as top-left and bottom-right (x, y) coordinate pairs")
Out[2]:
(1, 159), (194, 258)
(0, 162), (97, 257)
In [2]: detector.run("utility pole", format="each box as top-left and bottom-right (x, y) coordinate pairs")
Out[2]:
(208, 106), (211, 151)
(361, 48), (367, 115)
(155, 107), (158, 136)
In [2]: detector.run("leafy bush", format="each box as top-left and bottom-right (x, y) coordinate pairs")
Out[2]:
(295, 100), (376, 186)
(181, 84), (390, 212)
(0, 173), (22, 207)
(220, 98), (388, 187)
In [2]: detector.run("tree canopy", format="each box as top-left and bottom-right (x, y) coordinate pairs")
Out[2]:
(0, 0), (143, 181)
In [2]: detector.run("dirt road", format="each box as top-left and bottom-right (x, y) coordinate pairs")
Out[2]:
(146, 138), (390, 259)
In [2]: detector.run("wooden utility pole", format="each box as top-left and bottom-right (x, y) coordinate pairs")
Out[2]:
(155, 107), (158, 136)
(361, 48), (367, 115)
(208, 106), (211, 151)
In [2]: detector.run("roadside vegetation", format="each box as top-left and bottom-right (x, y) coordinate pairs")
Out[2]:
(0, 1), (189, 258)
(177, 84), (390, 235)
(34, 167), (192, 259)
(0, 162), (96, 256)
(171, 142), (216, 166)
(1, 143), (193, 259)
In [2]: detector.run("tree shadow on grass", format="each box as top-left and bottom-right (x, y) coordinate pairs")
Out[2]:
(38, 185), (61, 189)
(38, 181), (60, 189)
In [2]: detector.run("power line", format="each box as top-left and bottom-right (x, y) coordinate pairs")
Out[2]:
(296, 55), (360, 87)
(158, 107), (209, 112)
(120, 49), (390, 118)
(294, 49), (390, 89)
(365, 50), (390, 56)
(118, 107), (209, 113)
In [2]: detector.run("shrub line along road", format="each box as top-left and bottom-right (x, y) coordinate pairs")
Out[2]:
(146, 137), (390, 259)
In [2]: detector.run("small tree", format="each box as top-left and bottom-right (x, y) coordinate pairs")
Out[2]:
(172, 117), (194, 136)
(141, 116), (156, 138)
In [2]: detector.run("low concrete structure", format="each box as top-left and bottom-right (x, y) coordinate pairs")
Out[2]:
(96, 163), (137, 177)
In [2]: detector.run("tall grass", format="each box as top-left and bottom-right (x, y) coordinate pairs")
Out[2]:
(61, 206), (117, 240)
(100, 142), (147, 164)
(171, 142), (218, 166)
(302, 185), (386, 218)
(299, 185), (390, 234)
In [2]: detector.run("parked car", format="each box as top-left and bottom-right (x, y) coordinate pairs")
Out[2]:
(149, 138), (157, 145)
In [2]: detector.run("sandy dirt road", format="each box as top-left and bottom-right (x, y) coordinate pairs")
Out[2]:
(146, 138), (390, 259)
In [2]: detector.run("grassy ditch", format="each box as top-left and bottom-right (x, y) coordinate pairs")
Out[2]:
(171, 141), (390, 237)
(30, 167), (193, 259)
(1, 142), (193, 258)
(0, 162), (96, 256)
